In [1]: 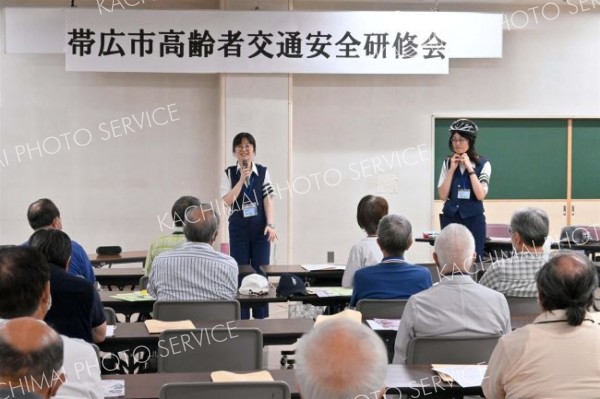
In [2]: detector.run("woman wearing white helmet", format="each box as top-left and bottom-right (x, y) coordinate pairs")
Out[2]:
(437, 119), (491, 261)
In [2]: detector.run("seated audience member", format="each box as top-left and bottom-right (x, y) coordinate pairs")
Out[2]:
(342, 195), (388, 288)
(26, 199), (95, 283)
(350, 214), (432, 307)
(29, 229), (106, 344)
(144, 195), (200, 276)
(148, 204), (238, 301)
(0, 317), (64, 399)
(479, 207), (549, 297)
(0, 246), (103, 399)
(483, 251), (600, 398)
(296, 318), (387, 399)
(393, 223), (511, 364)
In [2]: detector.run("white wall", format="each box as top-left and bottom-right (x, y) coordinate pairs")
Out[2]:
(1, 3), (599, 264)
(291, 6), (600, 263)
(0, 9), (220, 248)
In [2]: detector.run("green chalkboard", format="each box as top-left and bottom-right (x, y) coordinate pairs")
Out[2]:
(434, 119), (568, 200)
(572, 120), (600, 199)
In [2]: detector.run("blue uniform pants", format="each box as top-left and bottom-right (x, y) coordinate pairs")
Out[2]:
(230, 219), (270, 319)
(441, 212), (486, 262)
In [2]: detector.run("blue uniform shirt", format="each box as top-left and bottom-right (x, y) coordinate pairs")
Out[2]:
(350, 256), (433, 307)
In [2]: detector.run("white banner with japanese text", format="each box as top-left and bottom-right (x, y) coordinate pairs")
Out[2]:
(64, 10), (503, 74)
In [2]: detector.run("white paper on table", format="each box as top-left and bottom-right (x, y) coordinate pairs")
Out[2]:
(106, 325), (115, 337)
(309, 287), (353, 297)
(102, 380), (125, 397)
(431, 365), (487, 388)
(384, 364), (410, 388)
(301, 264), (346, 271)
(366, 318), (400, 331)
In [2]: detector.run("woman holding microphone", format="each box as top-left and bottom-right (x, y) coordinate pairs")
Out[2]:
(438, 119), (491, 261)
(221, 132), (277, 319)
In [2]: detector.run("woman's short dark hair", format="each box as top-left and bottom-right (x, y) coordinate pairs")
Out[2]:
(448, 132), (481, 164)
(28, 229), (72, 269)
(356, 195), (389, 235)
(232, 132), (256, 153)
(536, 251), (598, 326)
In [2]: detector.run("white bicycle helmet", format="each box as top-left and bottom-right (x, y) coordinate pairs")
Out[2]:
(449, 118), (478, 138)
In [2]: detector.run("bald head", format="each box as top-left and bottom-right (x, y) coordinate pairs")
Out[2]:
(183, 204), (220, 244)
(434, 224), (476, 275)
(0, 318), (64, 396)
(295, 319), (388, 399)
(536, 251), (598, 326)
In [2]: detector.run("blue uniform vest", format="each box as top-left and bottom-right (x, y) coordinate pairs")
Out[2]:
(442, 157), (488, 219)
(226, 164), (267, 226)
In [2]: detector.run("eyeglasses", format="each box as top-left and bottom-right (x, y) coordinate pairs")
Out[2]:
(451, 138), (468, 144)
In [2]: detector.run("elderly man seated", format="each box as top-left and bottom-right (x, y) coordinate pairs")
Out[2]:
(393, 223), (511, 364)
(484, 251), (600, 398)
(296, 318), (388, 399)
(479, 207), (549, 297)
(350, 214), (432, 307)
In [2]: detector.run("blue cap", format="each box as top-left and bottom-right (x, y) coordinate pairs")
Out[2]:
(276, 274), (308, 296)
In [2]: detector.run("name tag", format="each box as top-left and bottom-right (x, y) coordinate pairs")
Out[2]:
(457, 189), (471, 199)
(242, 203), (258, 218)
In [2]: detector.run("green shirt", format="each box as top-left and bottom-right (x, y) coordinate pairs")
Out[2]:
(144, 227), (186, 276)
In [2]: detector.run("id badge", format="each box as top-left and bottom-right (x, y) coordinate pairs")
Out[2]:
(457, 189), (471, 199)
(242, 203), (258, 218)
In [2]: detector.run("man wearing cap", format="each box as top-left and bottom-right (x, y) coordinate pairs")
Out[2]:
(437, 118), (491, 261)
(148, 204), (238, 301)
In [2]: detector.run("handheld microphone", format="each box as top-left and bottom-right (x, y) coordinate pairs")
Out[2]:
(242, 160), (249, 184)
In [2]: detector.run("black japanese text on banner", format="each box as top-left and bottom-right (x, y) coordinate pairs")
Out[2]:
(64, 10), (502, 74)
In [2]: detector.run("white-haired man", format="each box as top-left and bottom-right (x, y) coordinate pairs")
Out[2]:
(296, 318), (388, 399)
(393, 223), (511, 363)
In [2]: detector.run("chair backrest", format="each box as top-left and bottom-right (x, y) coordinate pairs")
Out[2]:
(505, 296), (540, 316)
(139, 276), (149, 290)
(159, 382), (291, 399)
(423, 263), (440, 284)
(153, 300), (241, 321)
(486, 224), (511, 239)
(560, 225), (600, 244)
(406, 335), (501, 364)
(355, 299), (408, 319)
(157, 328), (262, 372)
(104, 307), (118, 325)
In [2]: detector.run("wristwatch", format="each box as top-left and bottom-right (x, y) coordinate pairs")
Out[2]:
(267, 224), (275, 229)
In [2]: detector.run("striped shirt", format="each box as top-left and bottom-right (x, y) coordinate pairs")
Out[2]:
(148, 242), (238, 301)
(479, 251), (548, 297)
(144, 227), (187, 276)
